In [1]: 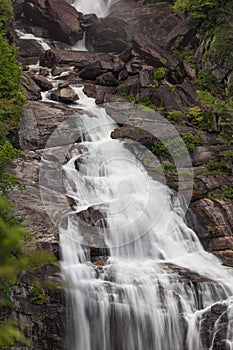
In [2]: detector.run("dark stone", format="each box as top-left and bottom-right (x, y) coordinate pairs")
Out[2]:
(40, 50), (58, 68)
(15, 36), (45, 65)
(78, 62), (107, 80)
(23, 0), (83, 45)
(95, 72), (118, 87)
(200, 302), (229, 350)
(19, 101), (70, 150)
(80, 13), (98, 28)
(95, 89), (106, 105)
(133, 34), (180, 69)
(136, 87), (154, 104)
(117, 75), (140, 97)
(118, 48), (134, 63)
(118, 68), (129, 81)
(111, 126), (156, 149)
(152, 84), (183, 112)
(86, 17), (129, 53)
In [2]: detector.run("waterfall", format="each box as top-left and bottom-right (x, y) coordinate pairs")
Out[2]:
(70, 0), (117, 18)
(13, 0), (233, 347)
(60, 88), (233, 350)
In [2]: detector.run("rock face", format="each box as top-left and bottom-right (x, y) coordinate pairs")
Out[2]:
(23, 0), (83, 45)
(8, 149), (65, 350)
(19, 101), (72, 149)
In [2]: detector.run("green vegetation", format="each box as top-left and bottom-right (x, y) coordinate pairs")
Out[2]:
(139, 97), (155, 110)
(151, 132), (201, 159)
(120, 88), (136, 103)
(153, 67), (167, 85)
(221, 185), (233, 199)
(181, 132), (203, 152)
(0, 0), (25, 143)
(173, 0), (227, 22)
(194, 69), (218, 90)
(204, 150), (233, 175)
(0, 1), (57, 346)
(167, 109), (184, 122)
(29, 283), (49, 305)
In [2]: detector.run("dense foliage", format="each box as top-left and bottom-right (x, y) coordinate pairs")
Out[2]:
(0, 0), (52, 346)
(0, 0), (25, 143)
(173, 0), (233, 145)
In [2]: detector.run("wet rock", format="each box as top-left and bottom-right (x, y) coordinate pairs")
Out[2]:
(15, 36), (45, 65)
(77, 207), (106, 228)
(50, 86), (79, 104)
(111, 126), (155, 149)
(31, 73), (53, 91)
(118, 48), (134, 63)
(214, 250), (233, 267)
(83, 83), (98, 99)
(200, 302), (229, 350)
(23, 0), (83, 45)
(80, 13), (98, 28)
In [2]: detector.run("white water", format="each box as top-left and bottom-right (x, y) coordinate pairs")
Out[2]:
(16, 1), (233, 346)
(71, 0), (117, 18)
(60, 88), (233, 350)
(15, 29), (51, 51)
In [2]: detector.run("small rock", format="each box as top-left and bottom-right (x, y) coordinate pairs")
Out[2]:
(118, 68), (128, 81)
(50, 86), (79, 104)
(95, 72), (118, 87)
(40, 50), (57, 69)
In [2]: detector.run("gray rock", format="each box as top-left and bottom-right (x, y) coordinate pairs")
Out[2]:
(31, 73), (53, 91)
(50, 86), (79, 104)
(21, 72), (42, 101)
(19, 101), (71, 150)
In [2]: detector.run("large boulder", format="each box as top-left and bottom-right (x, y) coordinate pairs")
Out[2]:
(15, 36), (46, 65)
(86, 17), (129, 53)
(23, 0), (83, 45)
(19, 101), (72, 149)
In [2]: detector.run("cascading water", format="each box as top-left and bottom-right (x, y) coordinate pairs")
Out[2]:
(70, 0), (117, 18)
(16, 0), (232, 347)
(60, 88), (233, 350)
